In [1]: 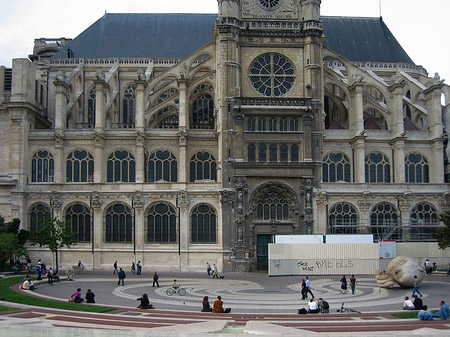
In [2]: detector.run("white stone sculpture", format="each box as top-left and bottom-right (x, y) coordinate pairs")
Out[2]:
(387, 256), (425, 287)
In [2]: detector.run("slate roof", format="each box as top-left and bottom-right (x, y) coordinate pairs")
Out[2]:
(52, 13), (413, 64)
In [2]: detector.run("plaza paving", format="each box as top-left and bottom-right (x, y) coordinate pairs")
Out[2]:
(1, 270), (450, 336)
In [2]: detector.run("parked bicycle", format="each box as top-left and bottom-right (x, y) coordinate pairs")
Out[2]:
(166, 287), (186, 296)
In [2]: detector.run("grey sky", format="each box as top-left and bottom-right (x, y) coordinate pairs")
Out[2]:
(1, 0), (448, 83)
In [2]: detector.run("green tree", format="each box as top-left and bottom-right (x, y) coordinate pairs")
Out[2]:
(0, 216), (29, 267)
(433, 210), (450, 250)
(30, 216), (77, 271)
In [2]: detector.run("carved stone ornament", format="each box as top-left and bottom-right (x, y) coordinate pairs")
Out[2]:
(50, 198), (62, 210)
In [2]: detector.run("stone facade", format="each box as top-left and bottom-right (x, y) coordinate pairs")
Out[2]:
(0, 0), (449, 272)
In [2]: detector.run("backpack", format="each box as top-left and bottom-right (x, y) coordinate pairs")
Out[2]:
(322, 301), (330, 310)
(298, 308), (308, 314)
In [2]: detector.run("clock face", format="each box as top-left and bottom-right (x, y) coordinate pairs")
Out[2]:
(242, 0), (298, 19)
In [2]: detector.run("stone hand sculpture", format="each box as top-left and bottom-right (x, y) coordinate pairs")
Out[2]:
(387, 255), (425, 287)
(374, 269), (394, 288)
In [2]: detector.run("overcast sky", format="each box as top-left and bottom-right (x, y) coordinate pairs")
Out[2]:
(1, 0), (448, 83)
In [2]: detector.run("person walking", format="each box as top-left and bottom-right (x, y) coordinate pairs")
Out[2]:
(206, 262), (211, 276)
(153, 271), (160, 287)
(36, 263), (42, 280)
(305, 276), (314, 299)
(118, 268), (126, 286)
(47, 267), (54, 285)
(349, 275), (357, 295)
(300, 279), (307, 300)
(136, 261), (142, 275)
(340, 275), (348, 294)
(412, 275), (423, 297)
(113, 261), (118, 274)
(131, 262), (135, 274)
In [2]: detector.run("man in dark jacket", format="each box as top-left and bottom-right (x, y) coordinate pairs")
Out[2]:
(413, 295), (426, 310)
(118, 268), (126, 286)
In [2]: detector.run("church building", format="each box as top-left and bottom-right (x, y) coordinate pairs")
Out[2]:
(0, 0), (449, 271)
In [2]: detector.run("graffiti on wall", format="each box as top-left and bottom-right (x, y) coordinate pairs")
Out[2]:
(296, 260), (354, 272)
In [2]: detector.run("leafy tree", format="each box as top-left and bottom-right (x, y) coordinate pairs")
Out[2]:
(0, 216), (29, 267)
(433, 210), (450, 250)
(29, 216), (77, 271)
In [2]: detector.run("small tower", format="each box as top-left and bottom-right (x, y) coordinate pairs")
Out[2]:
(218, 0), (240, 19)
(301, 0), (321, 22)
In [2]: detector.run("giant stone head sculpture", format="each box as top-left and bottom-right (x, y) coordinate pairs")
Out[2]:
(386, 256), (425, 287)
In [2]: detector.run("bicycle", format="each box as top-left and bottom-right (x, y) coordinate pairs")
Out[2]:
(166, 287), (186, 296)
(75, 264), (87, 273)
(336, 302), (361, 314)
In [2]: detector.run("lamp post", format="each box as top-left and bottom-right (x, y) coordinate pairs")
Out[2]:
(131, 195), (136, 264)
(176, 194), (181, 272)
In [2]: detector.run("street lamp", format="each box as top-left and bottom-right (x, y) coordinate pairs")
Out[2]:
(131, 195), (136, 262)
(176, 195), (180, 256)
(89, 195), (94, 258)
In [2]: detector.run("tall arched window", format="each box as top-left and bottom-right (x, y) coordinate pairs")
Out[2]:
(66, 150), (94, 183)
(291, 144), (299, 162)
(248, 144), (256, 162)
(29, 203), (50, 233)
(87, 86), (96, 126)
(257, 191), (289, 220)
(146, 203), (177, 243)
(123, 84), (136, 126)
(189, 152), (217, 182)
(191, 204), (216, 243)
(405, 153), (429, 183)
(280, 144), (288, 162)
(258, 144), (267, 162)
(410, 202), (438, 241)
(269, 144), (277, 162)
(107, 150), (136, 182)
(329, 203), (358, 234)
(105, 203), (132, 242)
(192, 93), (214, 129)
(323, 152), (351, 182)
(370, 202), (399, 241)
(365, 152), (390, 183)
(146, 150), (177, 182)
(31, 150), (54, 183)
(65, 203), (91, 242)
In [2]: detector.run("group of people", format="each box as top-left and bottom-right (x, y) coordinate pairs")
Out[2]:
(339, 275), (357, 295)
(68, 288), (95, 303)
(418, 300), (449, 321)
(403, 295), (427, 310)
(298, 298), (329, 314)
(202, 295), (231, 313)
(206, 262), (223, 279)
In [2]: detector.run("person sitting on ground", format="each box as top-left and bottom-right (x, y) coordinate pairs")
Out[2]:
(137, 294), (154, 309)
(69, 288), (84, 303)
(432, 300), (449, 320)
(413, 295), (427, 310)
(307, 298), (320, 313)
(85, 289), (95, 303)
(201, 296), (213, 312)
(22, 276), (37, 291)
(212, 296), (231, 313)
(318, 298), (330, 313)
(172, 279), (179, 289)
(403, 296), (415, 310)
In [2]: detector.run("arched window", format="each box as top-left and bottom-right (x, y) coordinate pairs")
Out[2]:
(146, 150), (177, 183)
(87, 86), (96, 126)
(291, 144), (299, 162)
(191, 204), (216, 243)
(269, 144), (277, 162)
(66, 150), (94, 183)
(323, 152), (351, 182)
(405, 153), (429, 183)
(258, 118), (266, 131)
(105, 203), (132, 242)
(247, 118), (255, 131)
(189, 152), (217, 182)
(146, 203), (177, 243)
(258, 144), (267, 162)
(365, 152), (390, 183)
(65, 203), (91, 242)
(31, 150), (54, 183)
(269, 118), (277, 131)
(29, 203), (50, 233)
(248, 144), (256, 162)
(370, 202), (399, 241)
(122, 84), (136, 126)
(329, 203), (358, 234)
(280, 144), (288, 162)
(410, 202), (438, 241)
(107, 150), (136, 182)
(192, 93), (214, 129)
(257, 191), (289, 220)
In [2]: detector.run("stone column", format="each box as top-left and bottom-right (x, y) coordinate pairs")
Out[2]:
(178, 193), (190, 272)
(90, 195), (103, 269)
(94, 80), (108, 131)
(132, 195), (145, 261)
(388, 81), (405, 137)
(349, 81), (365, 134)
(53, 81), (70, 131)
(134, 80), (147, 132)
(53, 135), (64, 184)
(398, 195), (412, 241)
(135, 134), (145, 183)
(177, 80), (188, 129)
(353, 137), (366, 183)
(303, 115), (312, 161)
(393, 139), (405, 183)
(93, 134), (104, 183)
(315, 192), (328, 234)
(178, 132), (188, 183)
